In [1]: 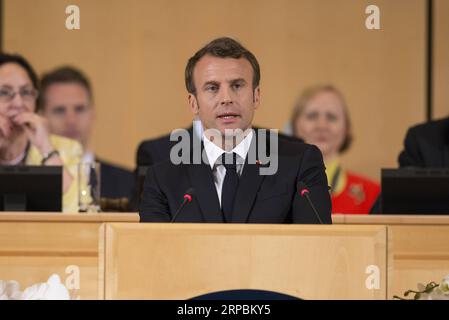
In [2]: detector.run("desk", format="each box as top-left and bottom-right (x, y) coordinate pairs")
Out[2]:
(0, 212), (447, 299)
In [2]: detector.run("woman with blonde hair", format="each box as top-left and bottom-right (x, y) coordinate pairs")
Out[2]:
(291, 85), (379, 214)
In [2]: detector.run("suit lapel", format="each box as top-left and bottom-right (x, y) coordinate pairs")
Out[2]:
(231, 162), (265, 223)
(187, 163), (224, 223)
(231, 132), (266, 223)
(186, 129), (269, 223)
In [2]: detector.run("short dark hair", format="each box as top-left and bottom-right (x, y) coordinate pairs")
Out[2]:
(39, 66), (92, 111)
(185, 37), (260, 95)
(0, 53), (39, 89)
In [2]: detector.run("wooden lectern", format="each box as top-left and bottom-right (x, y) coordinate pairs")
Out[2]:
(104, 223), (387, 299)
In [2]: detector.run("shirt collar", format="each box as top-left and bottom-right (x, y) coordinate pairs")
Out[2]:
(203, 130), (254, 170)
(82, 151), (95, 164)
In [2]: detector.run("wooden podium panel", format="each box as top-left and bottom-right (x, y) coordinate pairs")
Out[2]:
(0, 221), (104, 299)
(333, 214), (449, 225)
(387, 225), (449, 299)
(333, 215), (449, 299)
(104, 224), (387, 300)
(0, 213), (138, 299)
(0, 212), (139, 222)
(2, 213), (445, 300)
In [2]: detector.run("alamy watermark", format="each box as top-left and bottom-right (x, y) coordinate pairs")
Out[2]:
(169, 121), (279, 175)
(365, 5), (381, 30)
(365, 265), (381, 290)
(65, 265), (81, 299)
(65, 5), (80, 30)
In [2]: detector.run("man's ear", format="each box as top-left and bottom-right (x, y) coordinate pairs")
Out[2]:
(253, 86), (261, 109)
(188, 93), (199, 115)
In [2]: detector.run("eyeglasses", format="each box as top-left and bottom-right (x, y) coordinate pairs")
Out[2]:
(0, 88), (39, 102)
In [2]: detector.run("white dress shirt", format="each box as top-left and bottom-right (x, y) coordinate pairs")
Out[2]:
(82, 151), (95, 164)
(203, 130), (254, 207)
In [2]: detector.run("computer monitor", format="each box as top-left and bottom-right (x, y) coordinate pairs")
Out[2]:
(0, 166), (62, 212)
(381, 168), (449, 214)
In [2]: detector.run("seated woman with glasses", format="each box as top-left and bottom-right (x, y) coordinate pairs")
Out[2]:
(291, 85), (380, 214)
(0, 53), (83, 212)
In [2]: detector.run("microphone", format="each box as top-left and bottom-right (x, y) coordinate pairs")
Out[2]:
(297, 182), (323, 224)
(171, 188), (195, 222)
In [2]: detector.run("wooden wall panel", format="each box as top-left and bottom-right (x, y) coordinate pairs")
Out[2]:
(4, 0), (426, 180)
(433, 0), (449, 120)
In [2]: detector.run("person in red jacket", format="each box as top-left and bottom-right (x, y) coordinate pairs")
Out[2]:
(290, 85), (380, 214)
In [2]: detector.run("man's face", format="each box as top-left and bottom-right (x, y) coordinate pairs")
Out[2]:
(188, 55), (260, 136)
(42, 83), (94, 148)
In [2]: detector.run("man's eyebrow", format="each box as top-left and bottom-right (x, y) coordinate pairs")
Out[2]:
(229, 78), (247, 84)
(0, 85), (13, 90)
(202, 80), (220, 88)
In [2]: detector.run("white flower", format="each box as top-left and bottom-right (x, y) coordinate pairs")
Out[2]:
(439, 275), (449, 295)
(0, 275), (70, 300)
(0, 280), (22, 300)
(20, 274), (70, 300)
(426, 288), (449, 300)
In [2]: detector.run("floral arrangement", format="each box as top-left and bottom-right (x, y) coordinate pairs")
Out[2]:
(394, 274), (449, 300)
(0, 274), (70, 300)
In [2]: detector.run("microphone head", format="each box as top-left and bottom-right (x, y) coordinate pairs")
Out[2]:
(297, 181), (310, 197)
(183, 188), (195, 202)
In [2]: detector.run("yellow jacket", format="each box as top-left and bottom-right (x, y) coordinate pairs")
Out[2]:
(25, 135), (83, 213)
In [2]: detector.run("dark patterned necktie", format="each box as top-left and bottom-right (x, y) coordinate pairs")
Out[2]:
(221, 153), (239, 222)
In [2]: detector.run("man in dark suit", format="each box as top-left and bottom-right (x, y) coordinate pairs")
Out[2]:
(140, 37), (331, 224)
(369, 117), (449, 214)
(95, 157), (134, 199)
(133, 122), (299, 210)
(399, 117), (449, 167)
(136, 124), (196, 168)
(133, 118), (304, 211)
(39, 66), (134, 199)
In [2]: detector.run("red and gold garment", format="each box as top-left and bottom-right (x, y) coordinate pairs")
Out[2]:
(326, 159), (380, 214)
